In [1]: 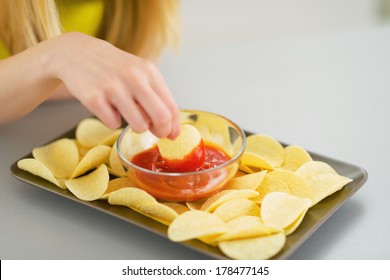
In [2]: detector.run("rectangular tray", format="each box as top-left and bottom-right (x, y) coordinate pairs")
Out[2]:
(9, 126), (367, 259)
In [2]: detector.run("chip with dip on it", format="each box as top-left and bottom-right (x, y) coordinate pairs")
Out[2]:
(130, 123), (231, 174)
(128, 122), (233, 201)
(157, 124), (206, 172)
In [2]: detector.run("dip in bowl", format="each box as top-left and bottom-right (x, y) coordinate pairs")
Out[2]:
(117, 110), (246, 202)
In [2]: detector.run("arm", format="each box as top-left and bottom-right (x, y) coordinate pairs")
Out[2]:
(47, 83), (72, 100)
(0, 32), (180, 139)
(0, 43), (63, 121)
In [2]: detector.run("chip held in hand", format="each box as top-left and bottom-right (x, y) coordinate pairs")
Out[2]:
(157, 124), (206, 172)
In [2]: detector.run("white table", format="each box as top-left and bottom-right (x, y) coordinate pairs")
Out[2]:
(1, 25), (389, 259)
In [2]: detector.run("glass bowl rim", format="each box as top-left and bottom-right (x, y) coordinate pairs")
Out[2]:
(116, 110), (246, 177)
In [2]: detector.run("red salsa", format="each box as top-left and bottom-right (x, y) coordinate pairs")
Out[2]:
(131, 143), (230, 173)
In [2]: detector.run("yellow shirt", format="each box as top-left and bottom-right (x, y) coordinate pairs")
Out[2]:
(0, 0), (104, 59)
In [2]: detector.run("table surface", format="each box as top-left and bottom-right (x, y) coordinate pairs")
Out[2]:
(1, 24), (389, 260)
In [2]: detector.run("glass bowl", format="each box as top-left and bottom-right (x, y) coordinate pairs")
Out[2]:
(116, 110), (246, 202)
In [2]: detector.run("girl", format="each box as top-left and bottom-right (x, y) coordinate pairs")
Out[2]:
(0, 0), (181, 139)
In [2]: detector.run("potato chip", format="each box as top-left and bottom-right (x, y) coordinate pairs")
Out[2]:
(17, 158), (65, 189)
(284, 210), (307, 235)
(108, 142), (127, 177)
(108, 186), (179, 225)
(167, 210), (229, 242)
(245, 134), (285, 167)
(240, 152), (274, 171)
(224, 171), (267, 190)
(100, 177), (135, 199)
(234, 169), (250, 177)
(186, 199), (206, 211)
(71, 145), (111, 178)
(213, 198), (260, 222)
(200, 189), (259, 212)
(108, 187), (157, 209)
(139, 203), (179, 225)
(162, 202), (189, 215)
(56, 178), (67, 189)
(76, 143), (90, 158)
(198, 234), (224, 246)
(227, 215), (263, 228)
(282, 145), (312, 171)
(32, 138), (79, 178)
(260, 192), (311, 230)
(220, 215), (283, 240)
(191, 114), (232, 153)
(75, 118), (118, 148)
(238, 163), (255, 174)
(100, 129), (122, 147)
(268, 170), (311, 199)
(256, 173), (290, 203)
(307, 174), (353, 206)
(218, 232), (286, 260)
(65, 164), (109, 201)
(295, 160), (337, 179)
(158, 124), (205, 172)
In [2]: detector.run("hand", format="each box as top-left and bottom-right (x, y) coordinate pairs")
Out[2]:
(45, 32), (180, 139)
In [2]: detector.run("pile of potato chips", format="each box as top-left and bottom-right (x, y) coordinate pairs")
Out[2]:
(17, 118), (352, 260)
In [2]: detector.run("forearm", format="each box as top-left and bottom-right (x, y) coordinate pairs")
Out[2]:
(0, 41), (61, 123)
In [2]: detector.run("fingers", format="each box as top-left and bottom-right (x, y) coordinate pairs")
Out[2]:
(85, 78), (179, 139)
(113, 61), (180, 139)
(134, 83), (177, 138)
(110, 89), (149, 133)
(82, 95), (122, 129)
(165, 109), (181, 140)
(149, 69), (181, 139)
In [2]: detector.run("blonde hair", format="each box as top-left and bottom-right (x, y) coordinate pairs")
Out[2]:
(0, 0), (180, 59)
